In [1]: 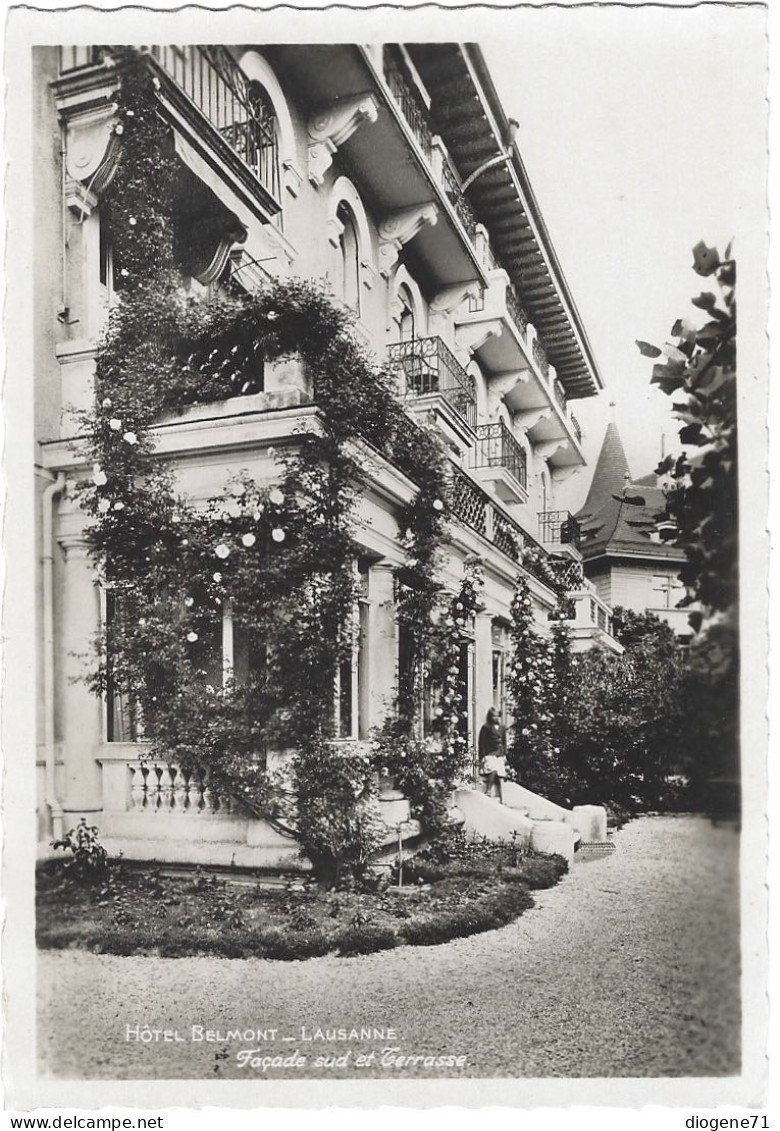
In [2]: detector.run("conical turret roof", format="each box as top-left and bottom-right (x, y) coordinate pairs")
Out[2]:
(576, 422), (684, 561)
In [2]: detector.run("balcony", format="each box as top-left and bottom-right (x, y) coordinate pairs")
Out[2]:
(470, 421), (528, 505)
(57, 46), (283, 226)
(388, 337), (477, 436)
(381, 47), (477, 249)
(438, 150), (478, 245)
(148, 46), (282, 203)
(505, 284), (529, 340)
(552, 377), (567, 414)
(383, 50), (433, 162)
(538, 510), (582, 553)
(450, 469), (563, 593)
(532, 337), (550, 379)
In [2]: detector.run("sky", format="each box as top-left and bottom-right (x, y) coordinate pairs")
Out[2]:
(480, 4), (767, 510)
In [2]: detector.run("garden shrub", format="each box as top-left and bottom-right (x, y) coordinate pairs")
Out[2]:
(400, 885), (533, 947)
(335, 924), (399, 956)
(51, 819), (109, 883)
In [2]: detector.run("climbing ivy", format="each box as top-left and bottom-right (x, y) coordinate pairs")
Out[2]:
(76, 49), (469, 878)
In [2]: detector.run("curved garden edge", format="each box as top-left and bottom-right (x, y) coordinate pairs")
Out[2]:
(36, 847), (569, 961)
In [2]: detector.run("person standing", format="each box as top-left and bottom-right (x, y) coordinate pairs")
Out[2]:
(479, 707), (506, 803)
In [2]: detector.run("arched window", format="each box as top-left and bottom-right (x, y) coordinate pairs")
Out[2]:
(246, 82), (281, 204)
(540, 464), (551, 513)
(337, 202), (361, 313)
(398, 284), (416, 342)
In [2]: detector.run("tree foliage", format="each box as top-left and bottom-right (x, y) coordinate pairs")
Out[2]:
(639, 241), (737, 627)
(637, 241), (739, 800)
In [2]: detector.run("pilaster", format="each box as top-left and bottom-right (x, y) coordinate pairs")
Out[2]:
(473, 611), (494, 742)
(58, 535), (103, 813)
(367, 561), (398, 730)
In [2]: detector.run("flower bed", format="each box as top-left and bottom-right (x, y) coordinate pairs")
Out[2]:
(36, 838), (567, 960)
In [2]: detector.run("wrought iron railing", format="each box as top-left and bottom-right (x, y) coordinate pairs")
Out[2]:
(148, 46), (281, 200)
(387, 337), (477, 431)
(553, 377), (567, 413)
(506, 284), (529, 339)
(440, 153), (478, 244)
(550, 557), (584, 592)
(538, 510), (581, 548)
(383, 49), (433, 162)
(449, 469), (559, 591)
(451, 467), (489, 538)
(492, 509), (522, 560)
(472, 421), (528, 490)
(532, 336), (549, 378)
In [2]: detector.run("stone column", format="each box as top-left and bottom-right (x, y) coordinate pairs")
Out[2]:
(367, 561), (398, 732)
(59, 536), (104, 815)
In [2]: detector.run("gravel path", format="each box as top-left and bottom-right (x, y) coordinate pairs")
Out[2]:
(37, 815), (740, 1079)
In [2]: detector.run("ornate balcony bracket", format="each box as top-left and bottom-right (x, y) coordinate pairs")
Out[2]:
(536, 438), (568, 461)
(64, 105), (122, 216)
(180, 211), (248, 286)
(377, 203), (438, 276)
(485, 371), (527, 418)
(307, 94), (379, 187)
(430, 282), (481, 316)
(516, 406), (552, 433)
(552, 466), (584, 485)
(454, 319), (503, 360)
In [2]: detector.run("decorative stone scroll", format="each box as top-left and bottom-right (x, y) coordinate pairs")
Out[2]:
(377, 203), (437, 276)
(307, 93), (379, 187)
(454, 319), (503, 359)
(535, 438), (568, 461)
(552, 466), (583, 485)
(64, 106), (123, 217)
(516, 406), (552, 433)
(430, 281), (481, 316)
(485, 371), (528, 418)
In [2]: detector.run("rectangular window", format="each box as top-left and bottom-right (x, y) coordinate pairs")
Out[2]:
(105, 591), (143, 742)
(105, 594), (264, 741)
(333, 561), (369, 741)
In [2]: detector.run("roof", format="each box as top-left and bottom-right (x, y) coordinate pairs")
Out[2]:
(407, 43), (604, 400)
(576, 423), (686, 562)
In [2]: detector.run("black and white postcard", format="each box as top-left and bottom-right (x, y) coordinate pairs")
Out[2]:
(2, 0), (771, 1117)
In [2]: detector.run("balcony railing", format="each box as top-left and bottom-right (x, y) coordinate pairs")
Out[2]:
(451, 467), (489, 538)
(440, 153), (478, 244)
(532, 336), (549, 378)
(388, 336), (477, 431)
(538, 510), (581, 548)
(570, 412), (582, 443)
(383, 49), (433, 162)
(506, 284), (529, 339)
(450, 469), (561, 591)
(553, 377), (567, 413)
(148, 46), (281, 200)
(472, 421), (528, 490)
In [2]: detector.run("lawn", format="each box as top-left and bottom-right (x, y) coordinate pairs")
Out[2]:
(37, 833), (568, 959)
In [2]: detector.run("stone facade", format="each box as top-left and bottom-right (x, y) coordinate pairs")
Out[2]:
(35, 44), (612, 860)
